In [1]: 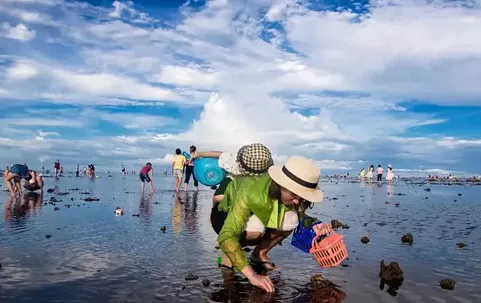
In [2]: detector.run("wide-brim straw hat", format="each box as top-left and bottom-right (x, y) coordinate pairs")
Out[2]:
(268, 156), (323, 203)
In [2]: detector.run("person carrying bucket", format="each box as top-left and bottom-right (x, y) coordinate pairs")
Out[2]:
(183, 145), (199, 192)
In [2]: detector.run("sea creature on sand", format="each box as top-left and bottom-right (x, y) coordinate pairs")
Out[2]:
(439, 279), (456, 290)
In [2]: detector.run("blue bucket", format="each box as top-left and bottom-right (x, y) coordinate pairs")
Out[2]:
(291, 218), (325, 253)
(182, 151), (191, 160)
(193, 158), (226, 186)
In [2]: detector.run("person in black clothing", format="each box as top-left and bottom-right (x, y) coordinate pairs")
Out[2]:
(184, 145), (199, 192)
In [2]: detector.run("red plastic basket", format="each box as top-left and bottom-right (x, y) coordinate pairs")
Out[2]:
(309, 232), (348, 268)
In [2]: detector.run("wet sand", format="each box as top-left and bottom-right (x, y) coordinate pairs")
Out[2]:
(1, 175), (480, 302)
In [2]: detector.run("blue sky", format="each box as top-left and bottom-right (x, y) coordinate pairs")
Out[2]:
(0, 0), (480, 175)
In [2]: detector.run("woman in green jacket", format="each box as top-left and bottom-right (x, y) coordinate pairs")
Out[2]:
(214, 156), (324, 293)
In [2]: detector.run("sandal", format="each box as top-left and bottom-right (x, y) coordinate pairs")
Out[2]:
(249, 258), (277, 271)
(218, 264), (234, 271)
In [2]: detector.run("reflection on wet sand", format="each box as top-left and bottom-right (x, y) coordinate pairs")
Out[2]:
(4, 192), (44, 223)
(172, 193), (184, 235)
(183, 192), (198, 232)
(139, 193), (153, 219)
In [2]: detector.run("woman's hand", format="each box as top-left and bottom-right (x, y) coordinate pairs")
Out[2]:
(313, 223), (333, 236)
(248, 273), (275, 293)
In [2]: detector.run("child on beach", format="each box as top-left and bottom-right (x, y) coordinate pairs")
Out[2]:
(172, 149), (186, 192)
(139, 162), (155, 194)
(366, 165), (374, 183)
(184, 145), (199, 192)
(376, 164), (383, 182)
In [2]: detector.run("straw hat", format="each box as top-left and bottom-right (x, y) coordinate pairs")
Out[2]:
(268, 156), (323, 203)
(387, 164), (392, 169)
(218, 143), (273, 176)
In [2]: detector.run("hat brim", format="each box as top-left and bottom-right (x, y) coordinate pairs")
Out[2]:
(268, 166), (324, 203)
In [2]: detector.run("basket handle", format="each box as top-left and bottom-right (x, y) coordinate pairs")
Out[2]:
(310, 224), (335, 247)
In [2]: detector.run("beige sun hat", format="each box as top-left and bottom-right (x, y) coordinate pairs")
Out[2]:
(268, 156), (323, 202)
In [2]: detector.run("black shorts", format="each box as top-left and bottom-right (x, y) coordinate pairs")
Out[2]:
(210, 204), (228, 235)
(377, 174), (383, 181)
(139, 173), (151, 183)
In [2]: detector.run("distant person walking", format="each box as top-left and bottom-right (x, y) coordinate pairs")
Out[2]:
(76, 164), (80, 177)
(366, 165), (374, 183)
(172, 149), (186, 192)
(53, 159), (61, 178)
(139, 162), (155, 194)
(184, 145), (199, 192)
(376, 164), (383, 182)
(386, 164), (394, 182)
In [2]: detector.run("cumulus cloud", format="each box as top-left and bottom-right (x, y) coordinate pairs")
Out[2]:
(1, 22), (36, 41)
(0, 0), (480, 174)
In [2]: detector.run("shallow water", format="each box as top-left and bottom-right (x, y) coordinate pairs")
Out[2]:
(1, 175), (480, 302)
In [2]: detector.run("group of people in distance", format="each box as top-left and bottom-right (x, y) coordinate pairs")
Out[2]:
(188, 143), (329, 293)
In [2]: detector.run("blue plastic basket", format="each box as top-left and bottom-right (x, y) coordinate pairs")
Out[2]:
(193, 158), (227, 186)
(291, 218), (325, 253)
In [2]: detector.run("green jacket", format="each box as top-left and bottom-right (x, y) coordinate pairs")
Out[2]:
(217, 175), (292, 271)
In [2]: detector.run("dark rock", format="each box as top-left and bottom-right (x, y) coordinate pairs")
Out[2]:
(341, 224), (350, 229)
(361, 236), (370, 244)
(332, 197), (338, 200)
(132, 213), (140, 217)
(424, 188), (431, 192)
(54, 207), (60, 211)
(47, 188), (54, 193)
(202, 279), (210, 287)
(45, 235), (52, 239)
(160, 226), (166, 232)
(458, 193), (462, 196)
(57, 192), (70, 196)
(331, 220), (344, 229)
(440, 279), (456, 290)
(185, 273), (199, 281)
(363, 223), (368, 227)
(380, 260), (404, 280)
(456, 243), (466, 249)
(401, 233), (414, 245)
(395, 203), (400, 207)
(83, 197), (99, 202)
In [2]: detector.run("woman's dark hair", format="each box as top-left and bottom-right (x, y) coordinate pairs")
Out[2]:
(268, 180), (282, 201)
(190, 145), (197, 153)
(146, 162), (152, 166)
(378, 164), (381, 167)
(175, 148), (181, 155)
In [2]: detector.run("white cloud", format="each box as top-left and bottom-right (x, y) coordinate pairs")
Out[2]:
(7, 63), (39, 80)
(154, 65), (219, 88)
(0, 0), (480, 174)
(1, 23), (36, 41)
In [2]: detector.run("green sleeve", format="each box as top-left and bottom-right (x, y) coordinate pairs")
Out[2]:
(214, 178), (231, 196)
(217, 186), (252, 271)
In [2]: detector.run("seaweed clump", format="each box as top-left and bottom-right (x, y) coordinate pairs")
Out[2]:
(307, 274), (346, 303)
(440, 279), (456, 290)
(401, 233), (414, 245)
(379, 260), (404, 297)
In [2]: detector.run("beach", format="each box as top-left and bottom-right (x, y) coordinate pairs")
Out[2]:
(1, 174), (480, 302)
